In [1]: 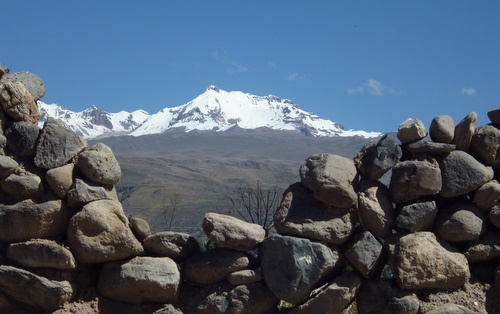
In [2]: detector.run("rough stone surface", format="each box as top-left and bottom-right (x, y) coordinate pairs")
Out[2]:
(143, 231), (200, 262)
(98, 256), (180, 304)
(357, 179), (395, 238)
(1, 172), (42, 198)
(68, 200), (144, 264)
(299, 154), (358, 209)
(0, 81), (40, 123)
(202, 212), (265, 251)
(389, 159), (442, 203)
(396, 201), (438, 232)
(435, 201), (487, 243)
(440, 150), (494, 198)
(464, 232), (500, 263)
(78, 142), (121, 185)
(67, 178), (117, 208)
(474, 180), (500, 211)
(404, 140), (456, 155)
(274, 183), (354, 245)
(430, 115), (455, 143)
(397, 118), (427, 144)
(394, 232), (470, 290)
(354, 134), (402, 180)
(6, 239), (76, 269)
(453, 112), (477, 151)
(2, 71), (46, 101)
(259, 234), (340, 304)
(0, 155), (18, 179)
(425, 304), (476, 314)
(470, 124), (500, 170)
(45, 163), (75, 198)
(490, 204), (500, 228)
(34, 118), (86, 170)
(385, 295), (420, 314)
(344, 229), (386, 279)
(129, 217), (151, 242)
(227, 268), (262, 286)
(356, 279), (412, 314)
(182, 248), (250, 285)
(5, 121), (40, 157)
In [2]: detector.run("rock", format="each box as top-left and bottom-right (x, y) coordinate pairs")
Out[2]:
(384, 295), (420, 314)
(143, 231), (200, 262)
(396, 201), (438, 232)
(356, 279), (408, 314)
(290, 271), (362, 314)
(344, 229), (387, 279)
(299, 154), (358, 209)
(227, 268), (262, 285)
(389, 159), (442, 203)
(153, 304), (183, 314)
(34, 118), (86, 170)
(474, 180), (500, 211)
(394, 232), (470, 290)
(129, 217), (151, 242)
(487, 108), (500, 125)
(435, 201), (487, 243)
(274, 183), (354, 245)
(6, 239), (76, 269)
(453, 112), (477, 151)
(465, 232), (500, 263)
(424, 303), (476, 314)
(1, 172), (43, 198)
(4, 121), (40, 157)
(98, 256), (180, 304)
(183, 248), (250, 285)
(470, 124), (500, 170)
(1, 71), (46, 101)
(0, 199), (69, 243)
(78, 142), (121, 185)
(354, 134), (402, 180)
(45, 163), (75, 198)
(0, 156), (18, 179)
(0, 265), (73, 311)
(259, 234), (341, 304)
(67, 178), (117, 208)
(440, 150), (494, 198)
(0, 65), (8, 79)
(357, 179), (395, 238)
(397, 118), (427, 144)
(202, 212), (266, 251)
(430, 115), (455, 143)
(67, 200), (144, 264)
(490, 204), (500, 228)
(404, 140), (456, 155)
(227, 283), (279, 314)
(0, 82), (40, 123)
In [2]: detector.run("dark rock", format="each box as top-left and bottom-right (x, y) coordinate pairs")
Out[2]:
(396, 200), (438, 232)
(4, 121), (40, 157)
(384, 295), (420, 314)
(144, 231), (200, 262)
(343, 229), (386, 279)
(389, 159), (441, 203)
(487, 108), (500, 125)
(430, 115), (455, 143)
(435, 201), (487, 243)
(0, 156), (18, 179)
(354, 134), (402, 180)
(453, 112), (477, 151)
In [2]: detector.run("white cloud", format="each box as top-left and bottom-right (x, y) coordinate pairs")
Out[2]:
(461, 87), (476, 96)
(285, 72), (306, 81)
(348, 79), (404, 96)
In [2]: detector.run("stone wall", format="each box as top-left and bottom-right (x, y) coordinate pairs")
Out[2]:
(0, 65), (499, 313)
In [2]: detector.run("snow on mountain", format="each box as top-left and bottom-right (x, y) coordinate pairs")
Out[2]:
(38, 86), (380, 139)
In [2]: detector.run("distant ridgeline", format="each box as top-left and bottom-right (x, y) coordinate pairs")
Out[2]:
(0, 64), (499, 313)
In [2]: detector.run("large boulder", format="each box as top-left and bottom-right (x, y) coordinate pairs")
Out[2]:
(143, 231), (200, 262)
(78, 142), (121, 185)
(300, 154), (358, 209)
(98, 256), (180, 304)
(274, 183), (354, 245)
(470, 124), (500, 170)
(6, 239), (76, 269)
(259, 234), (342, 304)
(430, 115), (455, 143)
(434, 201), (487, 243)
(67, 200), (144, 264)
(354, 134), (402, 180)
(453, 112), (477, 151)
(357, 179), (395, 238)
(0, 81), (40, 123)
(202, 212), (265, 251)
(394, 232), (470, 290)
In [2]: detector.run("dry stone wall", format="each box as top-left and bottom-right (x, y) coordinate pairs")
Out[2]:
(0, 65), (499, 313)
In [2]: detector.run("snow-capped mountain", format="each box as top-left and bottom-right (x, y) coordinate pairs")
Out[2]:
(38, 86), (380, 139)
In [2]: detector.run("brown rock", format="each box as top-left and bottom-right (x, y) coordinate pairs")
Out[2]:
(45, 163), (76, 198)
(430, 115), (455, 143)
(78, 143), (121, 185)
(227, 268), (262, 286)
(0, 82), (40, 123)
(1, 171), (43, 198)
(453, 112), (477, 151)
(143, 231), (200, 262)
(129, 217), (151, 242)
(1, 71), (46, 102)
(6, 239), (76, 269)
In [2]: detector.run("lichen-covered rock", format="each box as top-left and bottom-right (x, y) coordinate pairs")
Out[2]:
(357, 179), (395, 238)
(6, 239), (76, 269)
(430, 115), (455, 143)
(144, 231), (200, 262)
(435, 201), (487, 243)
(389, 159), (441, 203)
(78, 142), (121, 185)
(453, 112), (477, 151)
(354, 134), (402, 180)
(0, 81), (40, 123)
(397, 118), (427, 144)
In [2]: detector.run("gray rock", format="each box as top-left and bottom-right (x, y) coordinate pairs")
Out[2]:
(424, 303), (476, 314)
(389, 159), (442, 203)
(0, 82), (40, 123)
(490, 204), (500, 228)
(6, 239), (76, 269)
(0, 155), (18, 179)
(470, 124), (500, 170)
(0, 199), (69, 243)
(290, 271), (362, 314)
(430, 115), (455, 143)
(394, 232), (470, 290)
(182, 248), (250, 285)
(0, 265), (73, 311)
(440, 150), (494, 198)
(34, 118), (86, 170)
(67, 178), (117, 208)
(5, 121), (40, 157)
(78, 142), (121, 185)
(300, 154), (358, 209)
(405, 139), (456, 155)
(396, 201), (438, 232)
(143, 231), (200, 262)
(98, 256), (180, 304)
(354, 134), (402, 180)
(453, 112), (477, 151)
(357, 179), (395, 238)
(274, 183), (354, 245)
(259, 234), (341, 304)
(487, 108), (500, 125)
(227, 268), (262, 286)
(384, 295), (420, 314)
(465, 232), (500, 263)
(435, 201), (487, 243)
(397, 118), (427, 144)
(45, 163), (75, 198)
(1, 71), (46, 101)
(474, 180), (500, 211)
(1, 172), (43, 198)
(344, 229), (386, 279)
(129, 217), (151, 242)
(203, 212), (265, 251)
(67, 200), (144, 264)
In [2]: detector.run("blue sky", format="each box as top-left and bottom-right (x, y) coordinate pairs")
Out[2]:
(1, 1), (499, 133)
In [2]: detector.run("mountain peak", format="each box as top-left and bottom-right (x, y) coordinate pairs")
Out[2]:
(206, 85), (220, 92)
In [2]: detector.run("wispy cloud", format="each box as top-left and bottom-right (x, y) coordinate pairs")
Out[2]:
(461, 87), (476, 96)
(212, 48), (248, 73)
(348, 79), (404, 96)
(285, 72), (306, 81)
